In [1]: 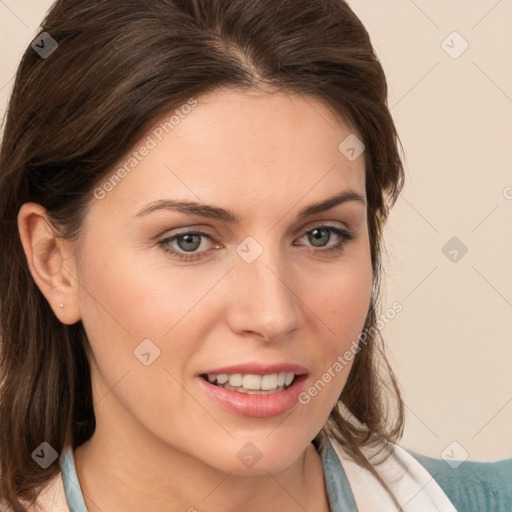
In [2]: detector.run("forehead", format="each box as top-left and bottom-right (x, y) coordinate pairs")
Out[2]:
(90, 87), (366, 224)
(168, 87), (361, 162)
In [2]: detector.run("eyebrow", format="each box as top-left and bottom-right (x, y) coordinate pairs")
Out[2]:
(132, 189), (366, 223)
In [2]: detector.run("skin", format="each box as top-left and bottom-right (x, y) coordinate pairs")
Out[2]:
(18, 87), (372, 512)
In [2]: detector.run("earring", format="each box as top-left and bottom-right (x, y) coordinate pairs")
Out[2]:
(54, 287), (64, 308)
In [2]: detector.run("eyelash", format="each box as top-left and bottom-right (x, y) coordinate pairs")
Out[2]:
(158, 225), (355, 262)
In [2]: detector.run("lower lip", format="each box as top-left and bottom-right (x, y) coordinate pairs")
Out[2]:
(196, 374), (308, 418)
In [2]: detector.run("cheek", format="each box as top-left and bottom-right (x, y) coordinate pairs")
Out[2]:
(315, 249), (373, 342)
(75, 240), (236, 420)
(77, 239), (212, 339)
(76, 244), (211, 424)
(303, 247), (372, 401)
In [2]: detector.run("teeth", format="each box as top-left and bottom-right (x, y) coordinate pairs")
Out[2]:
(229, 374), (243, 387)
(242, 374), (261, 389)
(261, 374), (278, 390)
(204, 371), (296, 391)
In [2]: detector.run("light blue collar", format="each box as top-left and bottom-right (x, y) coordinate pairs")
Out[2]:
(61, 435), (357, 512)
(60, 447), (88, 511)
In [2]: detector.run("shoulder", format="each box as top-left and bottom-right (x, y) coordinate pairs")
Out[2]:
(33, 471), (69, 512)
(406, 449), (512, 512)
(323, 433), (511, 512)
(323, 434), (459, 510)
(0, 471), (69, 512)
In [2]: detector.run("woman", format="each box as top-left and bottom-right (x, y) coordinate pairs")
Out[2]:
(0, 1), (510, 511)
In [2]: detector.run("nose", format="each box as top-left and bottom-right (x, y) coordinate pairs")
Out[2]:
(225, 243), (300, 342)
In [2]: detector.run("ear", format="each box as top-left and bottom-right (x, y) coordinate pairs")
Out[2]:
(17, 202), (81, 325)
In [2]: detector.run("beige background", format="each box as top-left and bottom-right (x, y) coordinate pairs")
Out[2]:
(1, 0), (511, 461)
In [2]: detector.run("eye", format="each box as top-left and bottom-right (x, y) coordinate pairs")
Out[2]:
(158, 225), (354, 262)
(158, 230), (217, 262)
(295, 225), (354, 254)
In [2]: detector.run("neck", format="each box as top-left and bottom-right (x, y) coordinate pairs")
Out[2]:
(73, 419), (331, 512)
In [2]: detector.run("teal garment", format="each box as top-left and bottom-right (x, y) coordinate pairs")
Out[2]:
(60, 442), (512, 512)
(406, 450), (512, 512)
(320, 436), (359, 511)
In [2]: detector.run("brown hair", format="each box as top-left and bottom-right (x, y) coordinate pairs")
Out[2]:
(0, 0), (405, 509)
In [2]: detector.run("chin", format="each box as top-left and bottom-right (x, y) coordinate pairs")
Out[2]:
(202, 437), (310, 477)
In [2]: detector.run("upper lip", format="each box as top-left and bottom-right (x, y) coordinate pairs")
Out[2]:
(199, 362), (309, 376)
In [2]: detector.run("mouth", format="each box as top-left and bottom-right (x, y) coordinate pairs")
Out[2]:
(196, 371), (309, 418)
(199, 372), (304, 395)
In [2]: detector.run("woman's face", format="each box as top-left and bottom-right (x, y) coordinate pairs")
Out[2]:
(74, 87), (372, 474)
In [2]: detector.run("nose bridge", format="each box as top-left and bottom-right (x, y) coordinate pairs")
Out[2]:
(227, 235), (300, 339)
